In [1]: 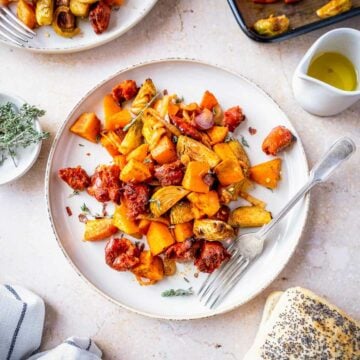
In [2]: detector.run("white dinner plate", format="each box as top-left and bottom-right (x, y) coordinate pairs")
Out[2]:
(46, 59), (309, 320)
(1, 0), (157, 53)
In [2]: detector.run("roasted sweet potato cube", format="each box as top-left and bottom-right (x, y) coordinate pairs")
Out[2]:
(70, 112), (101, 143)
(182, 161), (210, 193)
(150, 136), (177, 164)
(174, 222), (194, 242)
(120, 159), (152, 183)
(187, 191), (220, 217)
(147, 222), (175, 255)
(132, 251), (164, 285)
(200, 90), (219, 110)
(249, 158), (282, 189)
(213, 143), (238, 162)
(103, 94), (122, 124)
(113, 203), (140, 236)
(206, 126), (229, 145)
(215, 160), (244, 186)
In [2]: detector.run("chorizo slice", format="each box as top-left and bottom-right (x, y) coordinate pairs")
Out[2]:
(89, 1), (111, 35)
(112, 80), (138, 105)
(165, 238), (202, 262)
(121, 183), (150, 219)
(105, 237), (142, 271)
(58, 166), (90, 191)
(194, 241), (231, 273)
(262, 125), (296, 156)
(154, 160), (184, 186)
(87, 164), (121, 203)
(223, 106), (245, 132)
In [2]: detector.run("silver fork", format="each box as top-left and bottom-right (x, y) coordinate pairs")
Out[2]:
(198, 136), (356, 309)
(0, 5), (36, 47)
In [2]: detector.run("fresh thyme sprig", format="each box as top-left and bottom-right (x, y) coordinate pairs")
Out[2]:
(161, 287), (194, 297)
(123, 92), (162, 132)
(0, 102), (49, 166)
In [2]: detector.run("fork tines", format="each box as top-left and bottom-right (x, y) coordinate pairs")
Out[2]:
(197, 245), (250, 309)
(0, 6), (36, 47)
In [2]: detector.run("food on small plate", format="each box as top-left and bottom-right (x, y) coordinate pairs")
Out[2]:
(262, 126), (296, 156)
(14, 0), (124, 36)
(58, 78), (296, 286)
(316, 0), (352, 18)
(253, 15), (290, 37)
(244, 287), (360, 359)
(0, 102), (49, 167)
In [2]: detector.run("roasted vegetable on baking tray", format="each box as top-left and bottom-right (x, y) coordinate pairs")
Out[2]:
(14, 0), (125, 37)
(58, 77), (295, 286)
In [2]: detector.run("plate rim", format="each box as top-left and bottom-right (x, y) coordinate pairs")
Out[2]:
(45, 58), (310, 320)
(0, 0), (158, 54)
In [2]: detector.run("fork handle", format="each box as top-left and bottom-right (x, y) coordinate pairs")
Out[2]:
(258, 137), (356, 239)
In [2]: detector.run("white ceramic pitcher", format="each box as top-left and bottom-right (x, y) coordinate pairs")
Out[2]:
(292, 28), (360, 117)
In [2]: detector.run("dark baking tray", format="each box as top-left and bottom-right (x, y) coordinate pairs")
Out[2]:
(227, 0), (360, 42)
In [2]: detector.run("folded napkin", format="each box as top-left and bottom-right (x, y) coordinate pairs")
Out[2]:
(0, 284), (102, 360)
(244, 287), (360, 359)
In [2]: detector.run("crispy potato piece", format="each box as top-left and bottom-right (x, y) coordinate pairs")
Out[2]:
(84, 218), (118, 241)
(170, 200), (194, 224)
(17, 0), (36, 29)
(193, 219), (234, 241)
(253, 15), (290, 37)
(229, 206), (272, 228)
(317, 0), (352, 18)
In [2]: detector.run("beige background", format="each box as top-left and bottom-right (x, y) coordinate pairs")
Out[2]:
(0, 1), (359, 359)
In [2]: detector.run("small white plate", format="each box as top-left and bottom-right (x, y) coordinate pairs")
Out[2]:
(46, 59), (309, 320)
(1, 0), (158, 53)
(0, 93), (42, 185)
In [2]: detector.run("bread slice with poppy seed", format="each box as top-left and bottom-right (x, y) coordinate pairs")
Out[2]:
(245, 287), (360, 359)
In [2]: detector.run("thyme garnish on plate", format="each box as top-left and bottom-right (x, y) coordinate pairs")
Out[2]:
(123, 92), (162, 132)
(161, 287), (194, 297)
(0, 102), (49, 166)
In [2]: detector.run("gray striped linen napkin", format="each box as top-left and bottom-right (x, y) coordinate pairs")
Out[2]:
(0, 285), (102, 360)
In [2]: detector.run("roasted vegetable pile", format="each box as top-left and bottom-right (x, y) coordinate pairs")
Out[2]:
(58, 78), (296, 286)
(11, 0), (123, 37)
(252, 0), (353, 37)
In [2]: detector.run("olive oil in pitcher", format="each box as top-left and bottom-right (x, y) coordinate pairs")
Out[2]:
(307, 52), (358, 91)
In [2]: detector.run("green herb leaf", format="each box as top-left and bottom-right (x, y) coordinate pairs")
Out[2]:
(80, 203), (90, 213)
(161, 287), (194, 297)
(0, 103), (49, 166)
(148, 198), (161, 209)
(68, 190), (80, 198)
(240, 135), (250, 148)
(123, 92), (162, 132)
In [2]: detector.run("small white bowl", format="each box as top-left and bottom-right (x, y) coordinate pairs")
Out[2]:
(0, 93), (43, 185)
